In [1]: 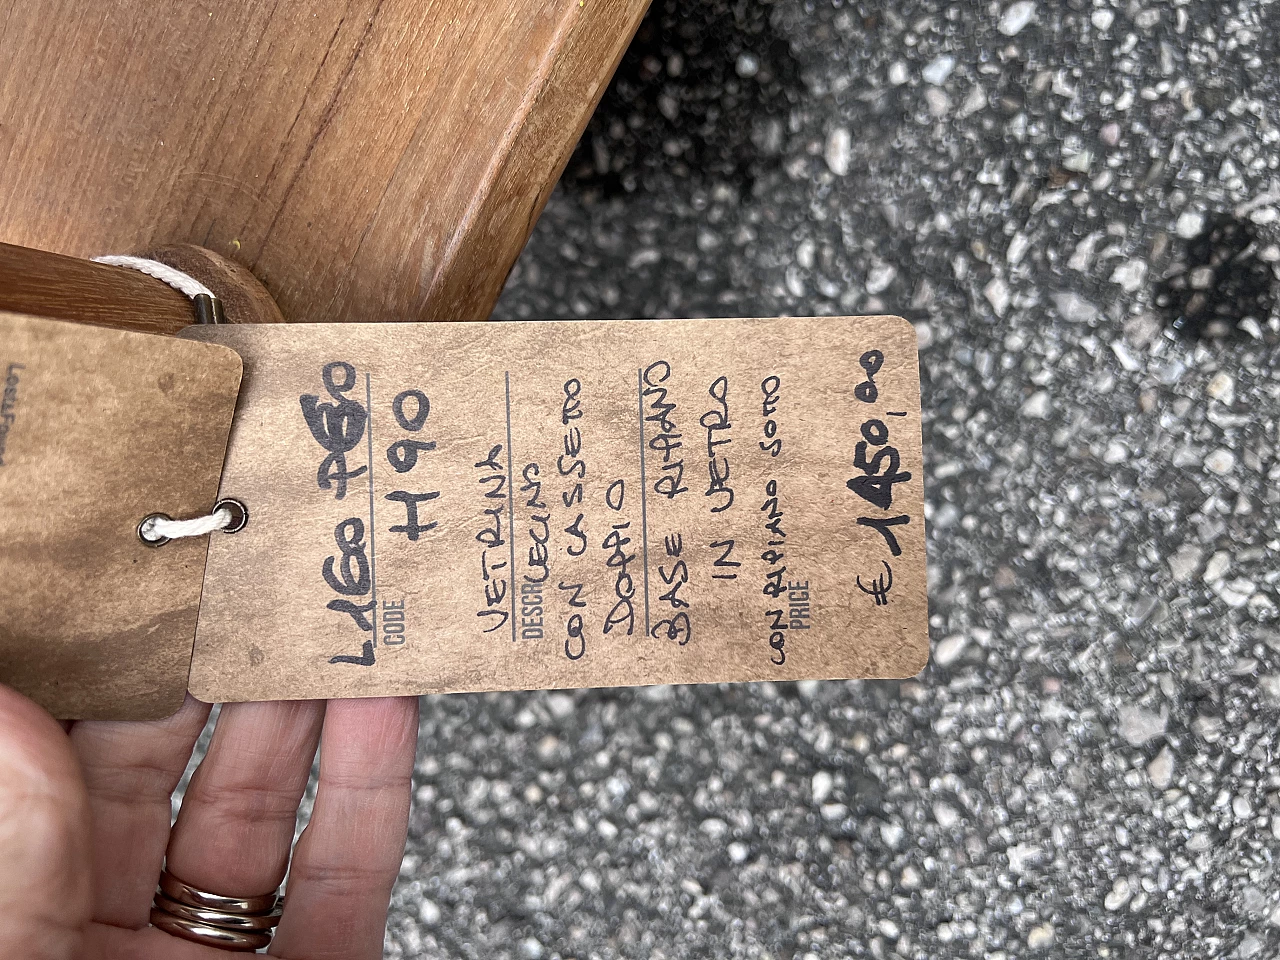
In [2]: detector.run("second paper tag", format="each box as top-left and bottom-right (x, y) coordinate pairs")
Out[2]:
(184, 317), (927, 702)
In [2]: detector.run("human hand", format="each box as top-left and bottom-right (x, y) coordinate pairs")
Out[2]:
(0, 683), (418, 960)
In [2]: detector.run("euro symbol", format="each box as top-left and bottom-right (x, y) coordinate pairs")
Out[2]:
(857, 561), (894, 607)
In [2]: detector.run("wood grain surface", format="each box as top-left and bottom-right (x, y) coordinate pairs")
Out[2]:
(0, 242), (285, 334)
(0, 0), (650, 323)
(0, 242), (198, 336)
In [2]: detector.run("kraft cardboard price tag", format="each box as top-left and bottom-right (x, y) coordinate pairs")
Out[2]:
(0, 313), (242, 719)
(182, 316), (927, 703)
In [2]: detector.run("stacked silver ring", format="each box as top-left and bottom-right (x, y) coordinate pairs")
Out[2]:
(150, 869), (283, 952)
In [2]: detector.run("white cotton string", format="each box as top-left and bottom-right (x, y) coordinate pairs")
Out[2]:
(91, 255), (217, 301)
(96, 256), (238, 545)
(140, 508), (232, 543)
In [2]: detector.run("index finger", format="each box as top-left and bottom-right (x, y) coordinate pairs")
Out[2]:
(71, 695), (210, 928)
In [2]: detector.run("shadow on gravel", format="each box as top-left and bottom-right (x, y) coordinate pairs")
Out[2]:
(564, 0), (805, 197)
(1156, 214), (1276, 339)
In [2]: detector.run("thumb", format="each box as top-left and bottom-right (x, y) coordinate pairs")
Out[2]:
(0, 684), (92, 960)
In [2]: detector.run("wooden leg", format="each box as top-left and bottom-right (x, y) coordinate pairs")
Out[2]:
(0, 242), (283, 334)
(0, 0), (651, 324)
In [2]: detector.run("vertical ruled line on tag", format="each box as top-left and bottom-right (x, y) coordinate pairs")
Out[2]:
(636, 367), (652, 638)
(505, 371), (517, 644)
(365, 372), (379, 652)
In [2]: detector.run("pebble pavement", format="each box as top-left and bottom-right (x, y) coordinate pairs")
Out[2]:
(382, 1), (1280, 957)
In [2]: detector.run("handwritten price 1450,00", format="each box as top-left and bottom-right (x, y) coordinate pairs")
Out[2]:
(847, 350), (912, 579)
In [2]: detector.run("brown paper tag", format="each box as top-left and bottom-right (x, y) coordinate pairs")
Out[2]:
(0, 313), (242, 719)
(183, 317), (927, 702)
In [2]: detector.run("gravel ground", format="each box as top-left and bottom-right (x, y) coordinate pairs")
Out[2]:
(383, 2), (1280, 957)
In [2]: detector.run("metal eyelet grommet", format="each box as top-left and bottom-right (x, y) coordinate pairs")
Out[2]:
(138, 513), (173, 547)
(214, 498), (249, 534)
